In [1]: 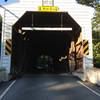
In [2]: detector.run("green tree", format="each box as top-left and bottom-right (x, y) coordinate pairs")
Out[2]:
(76, 0), (98, 7)
(93, 42), (100, 67)
(0, 15), (2, 31)
(0, 15), (2, 22)
(92, 4), (100, 31)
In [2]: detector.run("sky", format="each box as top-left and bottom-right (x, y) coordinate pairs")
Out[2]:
(0, 0), (18, 5)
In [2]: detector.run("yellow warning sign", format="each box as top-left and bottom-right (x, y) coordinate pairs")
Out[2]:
(5, 39), (12, 55)
(38, 6), (59, 12)
(83, 40), (89, 55)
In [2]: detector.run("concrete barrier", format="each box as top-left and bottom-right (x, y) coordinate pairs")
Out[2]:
(86, 68), (100, 86)
(0, 68), (9, 82)
(0, 71), (5, 82)
(72, 67), (88, 81)
(73, 67), (100, 86)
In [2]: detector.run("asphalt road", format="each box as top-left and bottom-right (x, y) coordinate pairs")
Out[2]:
(0, 74), (100, 100)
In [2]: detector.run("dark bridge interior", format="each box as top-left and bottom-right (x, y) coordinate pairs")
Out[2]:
(11, 11), (81, 75)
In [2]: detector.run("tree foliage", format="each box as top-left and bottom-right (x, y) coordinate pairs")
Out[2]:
(76, 0), (98, 7)
(93, 42), (100, 67)
(92, 4), (100, 30)
(0, 15), (2, 31)
(0, 15), (2, 23)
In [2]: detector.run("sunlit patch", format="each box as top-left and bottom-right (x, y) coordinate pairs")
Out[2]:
(48, 83), (78, 91)
(44, 82), (58, 87)
(89, 74), (97, 84)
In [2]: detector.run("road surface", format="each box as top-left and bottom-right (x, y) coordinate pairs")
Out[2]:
(0, 74), (100, 100)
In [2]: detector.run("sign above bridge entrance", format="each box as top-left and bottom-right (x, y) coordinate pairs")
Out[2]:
(38, 6), (59, 12)
(38, 0), (59, 12)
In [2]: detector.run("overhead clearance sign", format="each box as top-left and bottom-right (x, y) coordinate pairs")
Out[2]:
(38, 6), (59, 12)
(38, 0), (59, 12)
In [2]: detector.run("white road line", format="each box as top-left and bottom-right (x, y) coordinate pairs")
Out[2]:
(77, 81), (100, 97)
(0, 80), (16, 100)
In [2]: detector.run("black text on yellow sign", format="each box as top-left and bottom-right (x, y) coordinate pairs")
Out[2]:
(83, 40), (89, 55)
(38, 6), (59, 12)
(5, 39), (12, 55)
